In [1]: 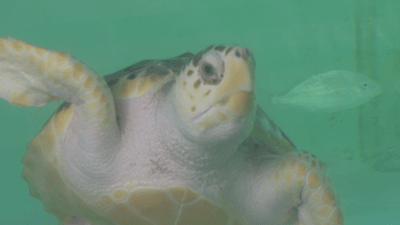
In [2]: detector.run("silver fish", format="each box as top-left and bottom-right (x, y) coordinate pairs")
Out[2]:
(271, 70), (382, 112)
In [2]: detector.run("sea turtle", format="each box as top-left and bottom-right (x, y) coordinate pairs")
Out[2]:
(0, 37), (344, 225)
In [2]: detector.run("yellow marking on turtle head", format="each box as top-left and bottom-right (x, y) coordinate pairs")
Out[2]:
(196, 116), (217, 132)
(224, 91), (253, 117)
(214, 56), (254, 99)
(215, 110), (228, 122)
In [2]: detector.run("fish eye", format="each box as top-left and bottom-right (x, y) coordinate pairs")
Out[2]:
(363, 83), (367, 87)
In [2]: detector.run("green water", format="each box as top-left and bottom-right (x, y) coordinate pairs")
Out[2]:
(0, 0), (399, 224)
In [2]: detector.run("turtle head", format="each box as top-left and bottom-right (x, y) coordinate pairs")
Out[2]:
(172, 45), (256, 140)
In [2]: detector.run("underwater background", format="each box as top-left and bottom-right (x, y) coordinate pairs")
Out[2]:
(0, 0), (399, 224)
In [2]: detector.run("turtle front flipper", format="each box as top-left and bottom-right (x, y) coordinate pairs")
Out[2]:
(232, 150), (344, 224)
(0, 37), (120, 179)
(0, 36), (118, 139)
(0, 37), (121, 223)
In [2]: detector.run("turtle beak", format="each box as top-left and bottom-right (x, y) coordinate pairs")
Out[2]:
(214, 47), (256, 117)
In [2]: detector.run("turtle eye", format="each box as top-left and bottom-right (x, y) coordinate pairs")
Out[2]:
(197, 53), (224, 85)
(202, 63), (215, 76)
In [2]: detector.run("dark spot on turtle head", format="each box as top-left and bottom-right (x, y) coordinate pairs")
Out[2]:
(187, 70), (193, 76)
(225, 47), (233, 56)
(193, 79), (201, 89)
(235, 49), (241, 57)
(192, 45), (214, 67)
(203, 89), (211, 96)
(192, 51), (203, 67)
(191, 105), (196, 112)
(204, 45), (215, 53)
(214, 45), (226, 52)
